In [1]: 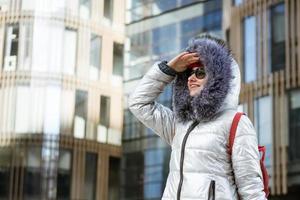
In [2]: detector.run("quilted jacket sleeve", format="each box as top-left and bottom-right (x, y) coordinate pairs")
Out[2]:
(232, 115), (267, 200)
(128, 62), (176, 145)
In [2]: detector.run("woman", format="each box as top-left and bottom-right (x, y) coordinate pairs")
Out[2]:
(129, 35), (266, 200)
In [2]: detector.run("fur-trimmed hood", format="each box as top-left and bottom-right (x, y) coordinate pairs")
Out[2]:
(172, 36), (241, 123)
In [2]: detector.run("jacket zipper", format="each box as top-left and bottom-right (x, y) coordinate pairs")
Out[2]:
(208, 180), (215, 200)
(176, 121), (199, 200)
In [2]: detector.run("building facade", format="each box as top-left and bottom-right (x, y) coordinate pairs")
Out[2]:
(0, 0), (125, 199)
(225, 0), (300, 198)
(122, 0), (223, 199)
(124, 0), (300, 199)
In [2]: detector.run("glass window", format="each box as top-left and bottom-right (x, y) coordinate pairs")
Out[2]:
(0, 147), (11, 199)
(89, 34), (101, 80)
(144, 182), (162, 199)
(84, 152), (97, 200)
(63, 28), (77, 75)
(129, 31), (151, 63)
(0, 0), (9, 11)
(74, 90), (88, 138)
(243, 16), (257, 83)
(43, 85), (61, 135)
(3, 23), (19, 71)
(21, 0), (36, 10)
(0, 0), (8, 10)
(23, 148), (41, 200)
(100, 95), (110, 127)
(79, 0), (91, 19)
(108, 157), (120, 200)
(254, 96), (273, 177)
(113, 42), (124, 76)
(152, 24), (177, 58)
(104, 0), (113, 21)
(65, 0), (79, 15)
(57, 149), (72, 200)
(31, 20), (64, 73)
(15, 86), (30, 133)
(152, 0), (177, 15)
(19, 22), (32, 71)
(233, 0), (244, 6)
(289, 90), (300, 161)
(269, 3), (285, 72)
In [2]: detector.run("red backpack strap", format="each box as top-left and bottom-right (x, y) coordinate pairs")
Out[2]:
(228, 112), (245, 155)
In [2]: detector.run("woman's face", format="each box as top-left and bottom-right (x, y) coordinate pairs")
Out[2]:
(187, 67), (207, 96)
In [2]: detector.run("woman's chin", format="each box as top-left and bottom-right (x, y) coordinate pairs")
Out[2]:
(189, 89), (201, 97)
(190, 87), (202, 97)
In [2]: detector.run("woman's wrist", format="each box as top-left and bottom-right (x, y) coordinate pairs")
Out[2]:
(158, 60), (177, 76)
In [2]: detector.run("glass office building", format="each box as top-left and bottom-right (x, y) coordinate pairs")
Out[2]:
(0, 0), (125, 199)
(229, 0), (300, 198)
(122, 0), (223, 199)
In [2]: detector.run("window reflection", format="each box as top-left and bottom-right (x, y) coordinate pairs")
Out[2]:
(57, 149), (72, 200)
(108, 157), (120, 200)
(104, 0), (114, 21)
(0, 0), (9, 11)
(3, 23), (19, 71)
(15, 86), (30, 133)
(289, 90), (300, 161)
(152, 0), (177, 15)
(100, 95), (110, 127)
(0, 147), (11, 199)
(243, 16), (257, 83)
(79, 0), (91, 19)
(254, 96), (273, 179)
(113, 42), (124, 76)
(63, 28), (77, 75)
(19, 22), (32, 71)
(90, 34), (102, 80)
(74, 90), (88, 138)
(269, 3), (285, 72)
(84, 152), (97, 200)
(152, 24), (177, 57)
(23, 147), (41, 200)
(43, 85), (61, 135)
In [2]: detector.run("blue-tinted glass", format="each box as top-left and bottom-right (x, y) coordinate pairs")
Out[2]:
(289, 90), (300, 161)
(144, 149), (164, 166)
(180, 0), (199, 6)
(180, 10), (221, 49)
(234, 0), (244, 6)
(243, 16), (257, 83)
(144, 183), (162, 198)
(152, 0), (177, 13)
(269, 3), (285, 72)
(152, 24), (177, 56)
(254, 96), (272, 169)
(144, 166), (163, 182)
(130, 31), (151, 62)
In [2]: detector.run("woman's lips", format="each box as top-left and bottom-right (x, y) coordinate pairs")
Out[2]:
(189, 84), (200, 88)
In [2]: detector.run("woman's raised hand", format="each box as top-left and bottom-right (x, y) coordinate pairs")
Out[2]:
(167, 52), (200, 72)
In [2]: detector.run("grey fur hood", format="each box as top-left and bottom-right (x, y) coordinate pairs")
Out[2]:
(172, 36), (241, 123)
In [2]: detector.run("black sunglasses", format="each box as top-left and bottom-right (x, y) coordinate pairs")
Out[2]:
(188, 68), (206, 79)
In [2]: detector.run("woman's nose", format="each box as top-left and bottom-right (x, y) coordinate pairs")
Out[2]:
(188, 74), (196, 82)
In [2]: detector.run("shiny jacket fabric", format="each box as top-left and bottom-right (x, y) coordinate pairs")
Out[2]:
(129, 37), (266, 200)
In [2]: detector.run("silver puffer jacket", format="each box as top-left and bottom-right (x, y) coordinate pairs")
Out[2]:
(129, 38), (266, 200)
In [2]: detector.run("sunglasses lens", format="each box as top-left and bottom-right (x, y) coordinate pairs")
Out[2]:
(195, 69), (206, 79)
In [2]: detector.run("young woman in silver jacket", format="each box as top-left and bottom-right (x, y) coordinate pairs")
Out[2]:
(129, 35), (267, 200)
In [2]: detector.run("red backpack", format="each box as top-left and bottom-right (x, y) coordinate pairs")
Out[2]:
(228, 112), (270, 197)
